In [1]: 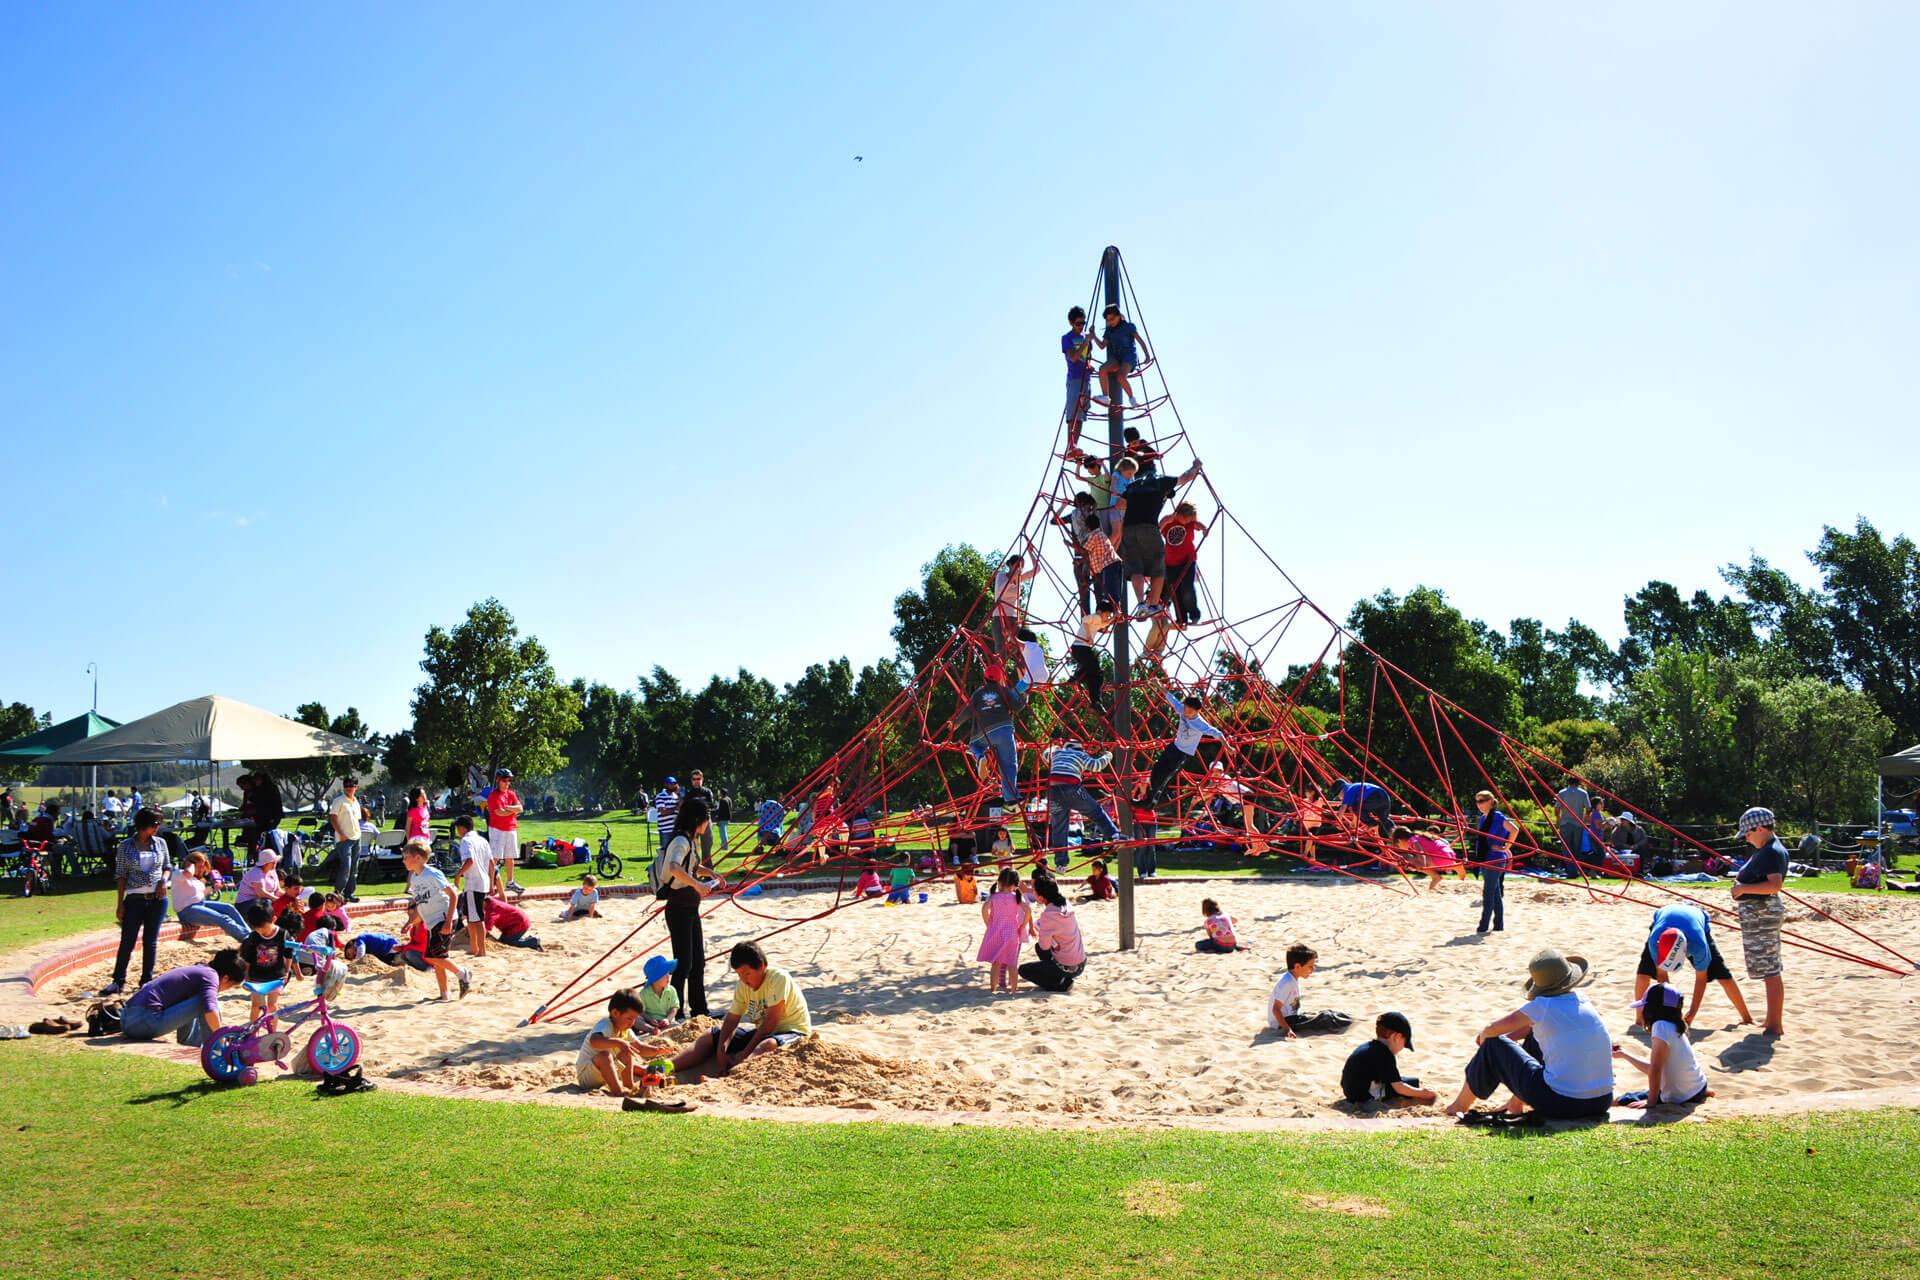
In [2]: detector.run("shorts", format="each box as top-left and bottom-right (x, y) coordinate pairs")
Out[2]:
(1736, 894), (1785, 979)
(1637, 932), (1732, 982)
(463, 888), (489, 920)
(1064, 376), (1089, 424)
(420, 924), (451, 960)
(713, 1025), (805, 1057)
(488, 826), (518, 865)
(1119, 523), (1165, 577)
(577, 1060), (611, 1091)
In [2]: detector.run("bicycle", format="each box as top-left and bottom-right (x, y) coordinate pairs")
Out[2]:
(17, 841), (52, 898)
(593, 823), (624, 880)
(200, 937), (361, 1085)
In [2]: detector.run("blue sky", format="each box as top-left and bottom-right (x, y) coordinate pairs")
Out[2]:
(4, 4), (1915, 734)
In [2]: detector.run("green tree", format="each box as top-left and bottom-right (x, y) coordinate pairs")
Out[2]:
(1809, 518), (1920, 743)
(891, 544), (995, 672)
(380, 730), (430, 791)
(1720, 553), (1838, 681)
(555, 680), (645, 808)
(0, 700), (49, 782)
(245, 703), (379, 809)
(410, 599), (581, 782)
(1340, 587), (1521, 808)
(1752, 677), (1892, 827)
(1621, 644), (1743, 819)
(1617, 581), (1757, 677)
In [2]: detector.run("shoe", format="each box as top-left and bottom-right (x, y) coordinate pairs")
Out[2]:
(345, 895), (360, 904)
(506, 881), (525, 895)
(458, 967), (472, 999)
(97, 981), (124, 997)
(1476, 927), (1489, 934)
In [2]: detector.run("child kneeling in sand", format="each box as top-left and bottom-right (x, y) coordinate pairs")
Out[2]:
(1612, 982), (1712, 1108)
(1341, 1012), (1437, 1105)
(560, 877), (602, 921)
(577, 987), (651, 1097)
(1267, 943), (1352, 1038)
(1195, 897), (1247, 953)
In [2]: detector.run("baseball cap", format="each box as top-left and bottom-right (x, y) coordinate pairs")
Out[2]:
(664, 776), (677, 785)
(1632, 982), (1683, 1015)
(1654, 927), (1688, 973)
(642, 954), (678, 984)
(1737, 807), (1776, 835)
(1377, 1010), (1414, 1049)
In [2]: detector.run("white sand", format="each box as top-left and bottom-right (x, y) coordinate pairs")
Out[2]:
(46, 877), (1920, 1124)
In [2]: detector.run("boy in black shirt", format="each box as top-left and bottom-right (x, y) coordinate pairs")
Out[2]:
(1340, 1012), (1437, 1106)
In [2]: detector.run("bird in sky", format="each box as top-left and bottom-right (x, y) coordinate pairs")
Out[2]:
(854, 155), (863, 162)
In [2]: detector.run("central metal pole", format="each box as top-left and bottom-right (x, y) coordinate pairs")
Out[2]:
(1103, 246), (1136, 952)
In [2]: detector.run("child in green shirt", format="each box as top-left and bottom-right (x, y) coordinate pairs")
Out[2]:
(639, 953), (684, 1031)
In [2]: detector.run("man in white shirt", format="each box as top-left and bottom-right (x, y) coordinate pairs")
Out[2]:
(327, 777), (365, 903)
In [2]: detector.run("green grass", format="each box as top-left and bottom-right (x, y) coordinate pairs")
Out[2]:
(0, 1039), (1911, 1280)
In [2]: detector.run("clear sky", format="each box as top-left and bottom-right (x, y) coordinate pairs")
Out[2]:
(4, 4), (1915, 734)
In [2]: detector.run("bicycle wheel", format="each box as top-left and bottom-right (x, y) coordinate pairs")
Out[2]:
(596, 852), (623, 880)
(201, 1027), (251, 1084)
(306, 1023), (361, 1075)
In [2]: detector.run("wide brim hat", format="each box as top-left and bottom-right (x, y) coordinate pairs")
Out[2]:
(1523, 948), (1591, 998)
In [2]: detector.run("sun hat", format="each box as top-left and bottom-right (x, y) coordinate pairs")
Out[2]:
(1523, 948), (1591, 998)
(642, 954), (678, 984)
(1737, 807), (1776, 835)
(255, 848), (280, 866)
(1377, 1010), (1414, 1050)
(1654, 927), (1688, 973)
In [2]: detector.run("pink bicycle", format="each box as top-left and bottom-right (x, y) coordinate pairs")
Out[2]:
(200, 937), (361, 1085)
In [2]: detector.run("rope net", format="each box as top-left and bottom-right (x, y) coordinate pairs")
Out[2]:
(524, 252), (1910, 1024)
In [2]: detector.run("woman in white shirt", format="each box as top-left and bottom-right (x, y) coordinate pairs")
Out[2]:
(1443, 948), (1614, 1120)
(169, 850), (251, 942)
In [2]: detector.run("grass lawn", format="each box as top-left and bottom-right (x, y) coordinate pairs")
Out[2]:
(1, 1039), (1911, 1280)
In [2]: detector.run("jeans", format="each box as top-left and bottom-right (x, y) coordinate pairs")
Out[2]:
(716, 822), (729, 849)
(119, 996), (206, 1042)
(1463, 1034), (1612, 1119)
(1360, 797), (1393, 837)
(113, 894), (169, 986)
(1283, 1010), (1353, 1035)
(1064, 376), (1089, 432)
(1165, 560), (1200, 624)
(968, 724), (1020, 804)
(1195, 939), (1240, 954)
(1136, 830), (1159, 879)
(1048, 784), (1118, 856)
(176, 900), (251, 942)
(332, 839), (361, 897)
(498, 930), (542, 950)
(1018, 946), (1084, 992)
(665, 896), (708, 1017)
(1478, 870), (1506, 931)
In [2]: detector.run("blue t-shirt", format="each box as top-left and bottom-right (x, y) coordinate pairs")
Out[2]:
(354, 932), (401, 963)
(1475, 809), (1514, 866)
(757, 799), (785, 838)
(1061, 329), (1092, 381)
(1736, 838), (1790, 885)
(1104, 320), (1140, 365)
(1341, 782), (1389, 811)
(1646, 904), (1713, 971)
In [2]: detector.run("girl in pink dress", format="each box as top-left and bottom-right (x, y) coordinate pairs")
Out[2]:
(976, 866), (1032, 993)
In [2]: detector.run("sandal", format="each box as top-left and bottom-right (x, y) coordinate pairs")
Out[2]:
(316, 1065), (377, 1096)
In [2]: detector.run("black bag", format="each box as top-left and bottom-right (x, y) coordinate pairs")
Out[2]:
(87, 1001), (124, 1036)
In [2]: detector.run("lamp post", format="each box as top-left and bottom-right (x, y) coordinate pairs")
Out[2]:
(84, 663), (98, 815)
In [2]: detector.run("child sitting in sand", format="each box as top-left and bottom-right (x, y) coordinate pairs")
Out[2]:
(639, 954), (683, 1032)
(560, 877), (602, 921)
(1195, 898), (1247, 953)
(976, 866), (1033, 993)
(1267, 943), (1353, 1038)
(1612, 982), (1712, 1108)
(576, 987), (650, 1097)
(298, 891), (350, 942)
(238, 911), (290, 1021)
(1084, 859), (1116, 901)
(886, 860), (913, 904)
(1340, 1012), (1436, 1105)
(854, 867), (884, 898)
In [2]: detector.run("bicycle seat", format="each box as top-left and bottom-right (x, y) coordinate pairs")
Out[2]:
(242, 979), (285, 996)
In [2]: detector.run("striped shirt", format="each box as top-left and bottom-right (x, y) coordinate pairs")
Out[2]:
(1045, 744), (1112, 784)
(653, 788), (681, 837)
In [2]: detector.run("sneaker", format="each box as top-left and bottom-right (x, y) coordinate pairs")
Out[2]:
(97, 981), (124, 997)
(345, 895), (361, 904)
(458, 967), (472, 999)
(506, 881), (526, 895)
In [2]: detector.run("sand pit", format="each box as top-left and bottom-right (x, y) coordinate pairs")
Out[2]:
(41, 878), (1920, 1125)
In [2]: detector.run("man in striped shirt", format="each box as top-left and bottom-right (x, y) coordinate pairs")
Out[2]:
(1042, 735), (1119, 866)
(653, 778), (682, 848)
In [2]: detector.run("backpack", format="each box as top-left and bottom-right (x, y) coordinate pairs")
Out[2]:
(650, 835), (687, 900)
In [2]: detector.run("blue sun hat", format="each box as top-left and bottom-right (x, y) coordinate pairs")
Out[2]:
(642, 954), (678, 985)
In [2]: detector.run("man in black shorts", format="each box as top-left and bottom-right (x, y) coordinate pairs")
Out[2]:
(1632, 904), (1755, 1028)
(1111, 454), (1202, 619)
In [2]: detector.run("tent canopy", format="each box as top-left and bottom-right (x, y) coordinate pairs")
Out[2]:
(160, 794), (236, 813)
(1879, 744), (1920, 778)
(35, 695), (368, 766)
(0, 711), (124, 764)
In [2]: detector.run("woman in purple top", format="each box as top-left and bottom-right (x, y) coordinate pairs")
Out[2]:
(119, 952), (246, 1043)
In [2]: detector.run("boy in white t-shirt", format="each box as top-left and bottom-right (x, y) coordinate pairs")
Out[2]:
(1267, 943), (1353, 1037)
(577, 988), (651, 1096)
(453, 815), (494, 958)
(1613, 982), (1712, 1107)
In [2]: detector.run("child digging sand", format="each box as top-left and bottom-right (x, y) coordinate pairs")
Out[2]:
(638, 954), (684, 1032)
(576, 987), (652, 1097)
(976, 866), (1033, 993)
(1267, 944), (1353, 1038)
(1195, 898), (1247, 953)
(1612, 982), (1713, 1108)
(1340, 1012), (1437, 1106)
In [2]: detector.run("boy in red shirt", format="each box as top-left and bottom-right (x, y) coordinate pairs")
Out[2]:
(1159, 501), (1208, 628)
(486, 767), (525, 895)
(482, 891), (543, 950)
